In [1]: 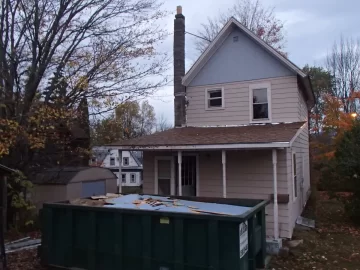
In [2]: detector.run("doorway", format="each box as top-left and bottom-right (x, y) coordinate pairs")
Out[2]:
(175, 155), (197, 196)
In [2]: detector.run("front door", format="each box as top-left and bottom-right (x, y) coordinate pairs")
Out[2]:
(175, 155), (197, 196)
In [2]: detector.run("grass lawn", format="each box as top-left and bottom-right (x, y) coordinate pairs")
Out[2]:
(268, 191), (360, 270)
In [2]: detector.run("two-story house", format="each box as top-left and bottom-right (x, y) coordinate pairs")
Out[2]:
(91, 147), (143, 187)
(110, 6), (314, 248)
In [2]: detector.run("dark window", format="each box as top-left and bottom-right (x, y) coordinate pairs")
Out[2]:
(130, 174), (136, 183)
(122, 173), (126, 183)
(123, 157), (129, 166)
(293, 153), (297, 198)
(110, 157), (115, 166)
(207, 89), (223, 108)
(252, 88), (269, 120)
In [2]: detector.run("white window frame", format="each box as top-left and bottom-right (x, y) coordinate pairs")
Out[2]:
(130, 173), (136, 183)
(292, 151), (298, 202)
(110, 157), (115, 166)
(123, 157), (129, 166)
(205, 87), (225, 110)
(154, 156), (175, 195)
(121, 173), (126, 183)
(249, 83), (272, 123)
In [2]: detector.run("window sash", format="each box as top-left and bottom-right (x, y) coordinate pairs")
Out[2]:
(252, 89), (269, 120)
(121, 174), (126, 183)
(123, 157), (129, 165)
(110, 158), (115, 165)
(206, 89), (223, 108)
(130, 174), (136, 183)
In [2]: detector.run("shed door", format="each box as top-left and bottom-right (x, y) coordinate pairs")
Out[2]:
(82, 180), (106, 197)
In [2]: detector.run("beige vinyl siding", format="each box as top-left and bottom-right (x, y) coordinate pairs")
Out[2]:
(298, 89), (308, 121)
(226, 150), (291, 238)
(289, 127), (310, 237)
(186, 76), (299, 126)
(143, 151), (156, 194)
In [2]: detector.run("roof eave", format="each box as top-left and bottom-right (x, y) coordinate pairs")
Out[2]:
(110, 142), (290, 151)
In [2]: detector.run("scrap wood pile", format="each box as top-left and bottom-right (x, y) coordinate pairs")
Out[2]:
(70, 194), (251, 216)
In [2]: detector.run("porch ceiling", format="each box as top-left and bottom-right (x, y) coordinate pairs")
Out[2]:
(108, 122), (306, 150)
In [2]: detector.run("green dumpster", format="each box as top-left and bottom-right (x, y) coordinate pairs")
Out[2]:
(40, 194), (269, 270)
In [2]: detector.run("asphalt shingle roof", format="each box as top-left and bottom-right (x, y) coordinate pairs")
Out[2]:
(109, 122), (305, 147)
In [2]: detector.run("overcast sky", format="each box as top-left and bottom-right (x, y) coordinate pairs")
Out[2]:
(148, 0), (360, 125)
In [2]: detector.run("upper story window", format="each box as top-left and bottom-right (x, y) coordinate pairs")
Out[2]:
(249, 83), (271, 122)
(110, 157), (115, 166)
(205, 88), (224, 109)
(123, 157), (129, 166)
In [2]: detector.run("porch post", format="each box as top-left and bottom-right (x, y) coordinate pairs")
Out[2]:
(178, 151), (182, 196)
(222, 150), (227, 198)
(272, 149), (279, 239)
(118, 149), (122, 194)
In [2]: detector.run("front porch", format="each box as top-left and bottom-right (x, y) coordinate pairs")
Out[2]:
(138, 149), (289, 239)
(109, 122), (306, 240)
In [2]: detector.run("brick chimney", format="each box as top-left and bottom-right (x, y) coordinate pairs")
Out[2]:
(174, 6), (186, 127)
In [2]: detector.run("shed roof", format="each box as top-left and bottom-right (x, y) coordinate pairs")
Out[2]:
(33, 166), (116, 185)
(109, 122), (305, 150)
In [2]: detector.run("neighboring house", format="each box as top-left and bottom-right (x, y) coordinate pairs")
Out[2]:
(109, 5), (314, 248)
(31, 167), (117, 209)
(91, 147), (143, 187)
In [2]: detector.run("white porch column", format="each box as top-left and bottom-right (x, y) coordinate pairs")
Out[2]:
(178, 151), (182, 196)
(272, 149), (279, 239)
(118, 149), (122, 194)
(222, 150), (227, 198)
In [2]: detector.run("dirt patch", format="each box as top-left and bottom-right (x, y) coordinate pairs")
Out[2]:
(268, 191), (360, 269)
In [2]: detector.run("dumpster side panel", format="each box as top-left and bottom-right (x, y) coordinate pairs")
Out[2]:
(41, 197), (268, 270)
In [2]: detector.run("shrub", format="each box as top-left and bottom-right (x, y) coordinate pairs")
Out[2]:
(321, 120), (360, 223)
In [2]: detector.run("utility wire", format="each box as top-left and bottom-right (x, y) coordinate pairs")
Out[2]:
(185, 31), (211, 42)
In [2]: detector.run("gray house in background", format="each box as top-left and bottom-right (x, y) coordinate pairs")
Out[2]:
(91, 147), (143, 188)
(110, 6), (314, 251)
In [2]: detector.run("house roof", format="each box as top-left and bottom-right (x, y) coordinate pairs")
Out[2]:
(109, 122), (306, 150)
(33, 166), (116, 185)
(182, 17), (314, 107)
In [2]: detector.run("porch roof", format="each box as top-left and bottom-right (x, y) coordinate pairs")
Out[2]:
(109, 122), (306, 150)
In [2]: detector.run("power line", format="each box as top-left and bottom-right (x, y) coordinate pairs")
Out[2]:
(185, 31), (211, 42)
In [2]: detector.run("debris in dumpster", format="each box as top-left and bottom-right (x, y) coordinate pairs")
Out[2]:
(106, 193), (121, 198)
(70, 198), (109, 207)
(104, 194), (251, 216)
(91, 195), (108, 200)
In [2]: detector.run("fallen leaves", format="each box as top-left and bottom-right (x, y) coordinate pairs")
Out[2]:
(269, 191), (360, 270)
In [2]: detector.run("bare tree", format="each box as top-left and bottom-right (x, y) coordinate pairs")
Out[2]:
(0, 0), (168, 172)
(326, 37), (360, 113)
(156, 113), (172, 132)
(195, 0), (285, 55)
(0, 0), (169, 121)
